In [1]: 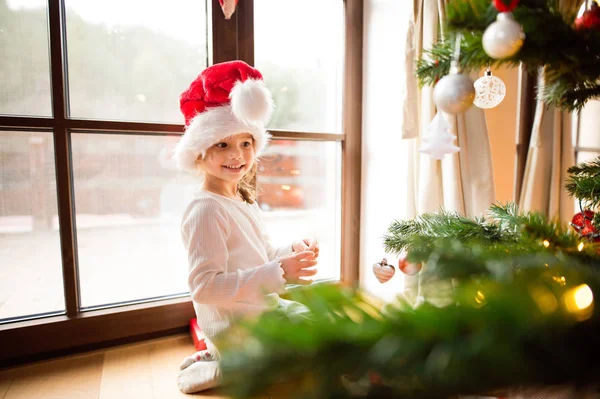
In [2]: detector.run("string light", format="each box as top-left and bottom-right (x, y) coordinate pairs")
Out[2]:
(553, 276), (567, 286)
(578, 242), (585, 251)
(543, 240), (550, 248)
(475, 290), (486, 305)
(574, 284), (594, 310)
(563, 284), (594, 320)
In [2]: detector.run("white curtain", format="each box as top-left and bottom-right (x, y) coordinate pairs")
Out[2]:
(516, 0), (582, 222)
(399, 0), (496, 303)
(517, 72), (575, 223)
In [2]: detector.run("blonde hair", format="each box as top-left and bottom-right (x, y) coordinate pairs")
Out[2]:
(237, 163), (257, 204)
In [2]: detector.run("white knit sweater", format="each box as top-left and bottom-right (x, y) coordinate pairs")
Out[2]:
(180, 190), (293, 339)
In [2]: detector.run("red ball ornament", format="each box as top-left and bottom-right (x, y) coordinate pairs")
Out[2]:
(575, 3), (600, 31)
(373, 258), (396, 283)
(398, 253), (422, 276)
(493, 0), (520, 12)
(570, 210), (600, 241)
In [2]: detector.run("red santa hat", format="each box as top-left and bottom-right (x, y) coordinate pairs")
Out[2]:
(173, 60), (274, 172)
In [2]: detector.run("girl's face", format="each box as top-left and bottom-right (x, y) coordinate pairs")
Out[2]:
(201, 133), (256, 184)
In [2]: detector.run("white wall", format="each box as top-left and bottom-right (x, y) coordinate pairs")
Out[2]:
(360, 0), (414, 301)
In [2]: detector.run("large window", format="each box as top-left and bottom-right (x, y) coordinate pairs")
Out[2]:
(0, 0), (361, 364)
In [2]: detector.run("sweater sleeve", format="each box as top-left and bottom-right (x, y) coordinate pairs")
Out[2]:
(264, 236), (294, 261)
(181, 198), (286, 305)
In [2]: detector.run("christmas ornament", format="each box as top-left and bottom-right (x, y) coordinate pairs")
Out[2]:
(474, 67), (506, 109)
(482, 12), (525, 59)
(433, 65), (476, 114)
(218, 0), (238, 19)
(433, 34), (475, 114)
(493, 0), (519, 12)
(570, 210), (600, 242)
(373, 258), (395, 283)
(398, 253), (422, 276)
(419, 111), (460, 160)
(575, 2), (600, 31)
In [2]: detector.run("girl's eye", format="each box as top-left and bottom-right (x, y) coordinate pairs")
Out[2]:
(215, 143), (227, 148)
(242, 141), (252, 148)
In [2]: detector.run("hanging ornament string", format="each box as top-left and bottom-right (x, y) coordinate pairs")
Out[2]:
(474, 65), (506, 109)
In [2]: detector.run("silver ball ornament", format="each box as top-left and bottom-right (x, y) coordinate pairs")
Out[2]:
(433, 67), (475, 114)
(482, 12), (525, 59)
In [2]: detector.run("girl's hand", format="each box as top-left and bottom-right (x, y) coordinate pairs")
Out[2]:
(279, 251), (318, 285)
(292, 238), (319, 259)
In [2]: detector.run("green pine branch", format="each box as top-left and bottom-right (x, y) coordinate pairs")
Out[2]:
(384, 203), (600, 265)
(417, 0), (600, 111)
(219, 262), (600, 398)
(383, 207), (515, 256)
(566, 157), (600, 209)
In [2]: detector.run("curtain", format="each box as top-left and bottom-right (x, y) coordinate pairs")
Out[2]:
(401, 0), (496, 304)
(515, 0), (583, 223)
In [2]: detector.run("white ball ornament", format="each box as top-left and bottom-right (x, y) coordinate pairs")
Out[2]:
(433, 64), (475, 114)
(482, 12), (525, 59)
(474, 70), (506, 109)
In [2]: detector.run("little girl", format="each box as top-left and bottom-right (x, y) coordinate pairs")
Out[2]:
(172, 60), (319, 393)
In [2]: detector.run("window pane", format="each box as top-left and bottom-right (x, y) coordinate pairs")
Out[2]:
(577, 151), (600, 164)
(71, 133), (193, 308)
(577, 100), (600, 148)
(0, 131), (64, 322)
(1, 1), (52, 117)
(258, 140), (341, 281)
(574, 151), (600, 211)
(254, 0), (343, 133)
(64, 0), (207, 123)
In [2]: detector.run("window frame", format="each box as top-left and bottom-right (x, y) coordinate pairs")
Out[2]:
(0, 0), (363, 366)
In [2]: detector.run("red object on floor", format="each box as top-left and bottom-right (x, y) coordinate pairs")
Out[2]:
(189, 318), (207, 351)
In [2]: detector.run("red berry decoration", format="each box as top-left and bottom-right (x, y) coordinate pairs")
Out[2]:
(575, 3), (600, 31)
(493, 0), (520, 12)
(398, 253), (423, 276)
(570, 210), (600, 242)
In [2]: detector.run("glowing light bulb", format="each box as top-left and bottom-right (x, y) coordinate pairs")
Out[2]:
(553, 276), (567, 286)
(543, 240), (550, 248)
(563, 284), (594, 320)
(578, 242), (585, 251)
(475, 290), (486, 304)
(574, 284), (594, 310)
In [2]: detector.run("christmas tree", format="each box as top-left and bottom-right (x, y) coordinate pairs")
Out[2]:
(416, 0), (600, 111)
(215, 1), (600, 398)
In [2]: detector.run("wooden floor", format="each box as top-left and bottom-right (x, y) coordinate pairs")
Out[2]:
(0, 334), (274, 399)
